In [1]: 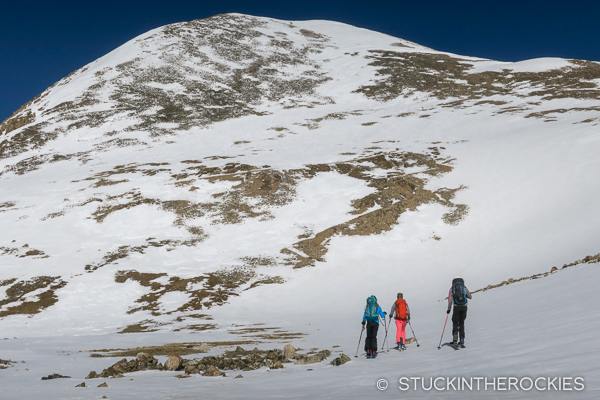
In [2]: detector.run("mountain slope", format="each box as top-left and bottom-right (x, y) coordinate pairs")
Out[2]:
(0, 13), (599, 341)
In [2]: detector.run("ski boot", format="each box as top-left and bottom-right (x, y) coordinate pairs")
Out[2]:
(452, 333), (458, 347)
(459, 337), (465, 348)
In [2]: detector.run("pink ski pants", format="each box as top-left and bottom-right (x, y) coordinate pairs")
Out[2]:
(395, 319), (407, 344)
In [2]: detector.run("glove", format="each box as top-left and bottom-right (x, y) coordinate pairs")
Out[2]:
(361, 321), (365, 326)
(446, 309), (451, 314)
(383, 311), (387, 316)
(407, 316), (410, 321)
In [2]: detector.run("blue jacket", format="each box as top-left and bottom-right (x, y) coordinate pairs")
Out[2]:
(363, 305), (386, 323)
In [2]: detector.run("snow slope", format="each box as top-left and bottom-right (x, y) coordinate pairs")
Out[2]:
(1, 13), (600, 399)
(1, 262), (598, 399)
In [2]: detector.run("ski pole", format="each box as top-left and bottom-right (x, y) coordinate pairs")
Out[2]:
(355, 326), (365, 358)
(437, 314), (449, 350)
(381, 317), (390, 351)
(386, 318), (390, 352)
(408, 320), (420, 347)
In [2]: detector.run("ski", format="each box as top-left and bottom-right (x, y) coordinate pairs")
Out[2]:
(444, 342), (461, 350)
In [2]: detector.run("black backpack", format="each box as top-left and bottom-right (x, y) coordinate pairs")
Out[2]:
(452, 278), (467, 305)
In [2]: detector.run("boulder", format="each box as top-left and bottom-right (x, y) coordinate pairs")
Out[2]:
(136, 352), (155, 364)
(75, 382), (85, 387)
(85, 371), (98, 379)
(165, 355), (184, 371)
(283, 344), (295, 359)
(330, 354), (351, 366)
(198, 343), (210, 352)
(98, 382), (108, 387)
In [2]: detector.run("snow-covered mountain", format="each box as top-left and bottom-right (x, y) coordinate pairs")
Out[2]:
(1, 13), (599, 399)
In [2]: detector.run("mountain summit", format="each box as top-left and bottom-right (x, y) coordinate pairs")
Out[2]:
(1, 14), (599, 338)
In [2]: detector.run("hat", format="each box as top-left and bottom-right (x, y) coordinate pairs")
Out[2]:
(397, 292), (403, 299)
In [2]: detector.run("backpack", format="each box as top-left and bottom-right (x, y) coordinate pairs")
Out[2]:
(364, 296), (379, 321)
(394, 299), (408, 320)
(452, 278), (468, 305)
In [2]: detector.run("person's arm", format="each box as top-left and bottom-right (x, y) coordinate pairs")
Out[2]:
(466, 287), (472, 299)
(407, 303), (411, 320)
(378, 306), (386, 319)
(447, 288), (453, 313)
(389, 303), (396, 319)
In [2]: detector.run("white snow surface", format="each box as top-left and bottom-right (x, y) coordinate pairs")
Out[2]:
(1, 13), (599, 399)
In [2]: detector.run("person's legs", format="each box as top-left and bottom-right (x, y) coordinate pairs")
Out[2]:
(368, 321), (379, 352)
(365, 321), (379, 352)
(399, 319), (407, 348)
(395, 319), (402, 345)
(459, 307), (468, 343)
(451, 308), (460, 343)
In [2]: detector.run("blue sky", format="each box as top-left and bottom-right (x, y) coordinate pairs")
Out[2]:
(1, 0), (599, 121)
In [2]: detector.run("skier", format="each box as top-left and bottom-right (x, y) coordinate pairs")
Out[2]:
(389, 292), (410, 350)
(362, 295), (386, 357)
(447, 276), (472, 348)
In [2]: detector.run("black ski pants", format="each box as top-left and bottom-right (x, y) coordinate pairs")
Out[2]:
(452, 305), (468, 339)
(364, 320), (379, 352)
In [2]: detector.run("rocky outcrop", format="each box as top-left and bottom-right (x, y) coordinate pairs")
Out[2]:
(330, 354), (351, 366)
(97, 352), (163, 377)
(88, 345), (335, 379)
(85, 371), (98, 379)
(294, 350), (331, 365)
(41, 373), (71, 380)
(472, 252), (600, 296)
(202, 366), (226, 377)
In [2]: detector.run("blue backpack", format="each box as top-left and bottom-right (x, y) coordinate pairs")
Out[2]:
(452, 279), (468, 305)
(365, 296), (379, 321)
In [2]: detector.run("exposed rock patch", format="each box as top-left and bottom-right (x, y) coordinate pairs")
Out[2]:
(471, 251), (600, 295)
(330, 353), (351, 366)
(356, 51), (600, 108)
(294, 349), (331, 364)
(41, 373), (71, 380)
(87, 345), (333, 379)
(96, 352), (163, 378)
(0, 276), (66, 317)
